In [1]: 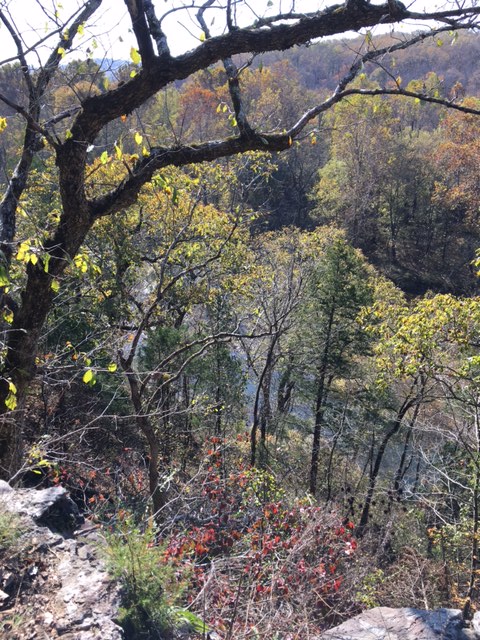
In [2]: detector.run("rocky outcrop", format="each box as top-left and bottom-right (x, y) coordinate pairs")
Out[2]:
(0, 480), (123, 639)
(321, 607), (480, 640)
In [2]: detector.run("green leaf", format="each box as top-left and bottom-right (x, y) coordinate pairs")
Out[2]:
(100, 150), (109, 164)
(51, 279), (60, 293)
(65, 129), (73, 140)
(0, 266), (9, 287)
(77, 23), (84, 36)
(172, 609), (208, 634)
(103, 76), (110, 90)
(130, 47), (141, 65)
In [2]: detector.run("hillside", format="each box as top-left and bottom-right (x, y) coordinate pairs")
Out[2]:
(260, 31), (480, 95)
(2, 4), (480, 639)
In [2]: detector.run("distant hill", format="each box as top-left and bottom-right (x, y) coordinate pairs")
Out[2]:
(257, 31), (480, 96)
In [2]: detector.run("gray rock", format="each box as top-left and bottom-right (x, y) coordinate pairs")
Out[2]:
(0, 484), (123, 639)
(320, 607), (478, 640)
(0, 479), (13, 493)
(473, 613), (480, 636)
(1, 484), (66, 517)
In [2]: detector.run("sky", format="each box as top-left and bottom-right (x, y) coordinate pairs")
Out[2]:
(0, 0), (462, 65)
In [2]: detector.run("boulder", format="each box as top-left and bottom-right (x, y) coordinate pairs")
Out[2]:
(320, 607), (480, 640)
(0, 483), (123, 639)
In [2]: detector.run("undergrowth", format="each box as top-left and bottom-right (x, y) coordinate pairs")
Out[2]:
(103, 515), (206, 639)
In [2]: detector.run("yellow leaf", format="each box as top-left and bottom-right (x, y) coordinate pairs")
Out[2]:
(0, 117), (7, 132)
(5, 392), (17, 411)
(134, 132), (143, 145)
(16, 241), (30, 262)
(77, 23), (84, 36)
(114, 144), (122, 160)
(57, 47), (66, 58)
(65, 129), (73, 140)
(107, 363), (117, 372)
(130, 47), (141, 65)
(142, 146), (150, 157)
(83, 369), (94, 384)
(199, 31), (206, 42)
(100, 150), (109, 164)
(51, 279), (60, 293)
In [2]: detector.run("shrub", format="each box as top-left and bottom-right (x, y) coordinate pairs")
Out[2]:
(0, 508), (23, 558)
(103, 515), (205, 639)
(162, 440), (358, 638)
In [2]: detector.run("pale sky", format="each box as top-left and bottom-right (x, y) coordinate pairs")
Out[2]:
(0, 0), (460, 65)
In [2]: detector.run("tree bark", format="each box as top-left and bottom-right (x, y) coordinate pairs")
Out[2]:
(356, 396), (415, 536)
(309, 304), (335, 496)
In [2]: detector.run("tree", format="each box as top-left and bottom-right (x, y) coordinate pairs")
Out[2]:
(1, 0), (480, 478)
(240, 228), (313, 467)
(311, 88), (478, 293)
(298, 233), (373, 495)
